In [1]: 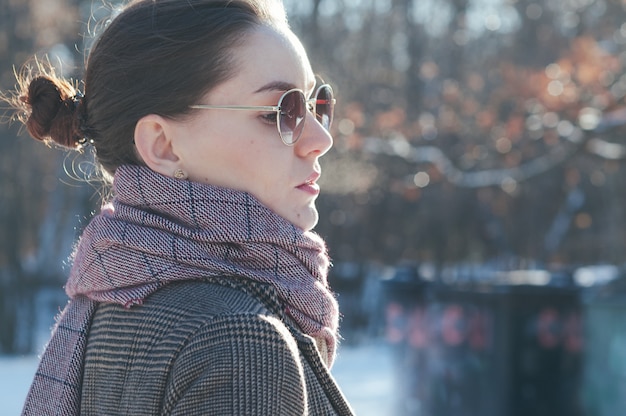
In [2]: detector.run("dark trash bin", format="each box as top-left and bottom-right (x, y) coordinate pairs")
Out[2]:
(383, 268), (584, 416)
(581, 272), (626, 416)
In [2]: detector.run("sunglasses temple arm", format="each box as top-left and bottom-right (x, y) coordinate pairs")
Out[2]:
(310, 98), (336, 105)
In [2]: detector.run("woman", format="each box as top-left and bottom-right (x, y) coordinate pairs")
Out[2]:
(9, 0), (354, 414)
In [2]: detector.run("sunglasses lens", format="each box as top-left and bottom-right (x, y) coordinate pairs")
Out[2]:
(278, 90), (306, 145)
(315, 85), (334, 130)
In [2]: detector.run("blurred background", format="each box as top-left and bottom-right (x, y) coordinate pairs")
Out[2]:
(3, 0), (626, 415)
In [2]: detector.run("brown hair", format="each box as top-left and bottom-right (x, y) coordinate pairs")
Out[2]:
(6, 0), (287, 176)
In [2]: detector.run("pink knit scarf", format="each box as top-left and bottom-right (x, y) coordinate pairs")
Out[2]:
(67, 165), (339, 361)
(21, 165), (339, 415)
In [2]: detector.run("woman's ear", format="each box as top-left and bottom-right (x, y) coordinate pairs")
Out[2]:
(134, 114), (180, 177)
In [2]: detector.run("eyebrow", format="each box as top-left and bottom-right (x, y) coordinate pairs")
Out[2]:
(254, 81), (297, 94)
(254, 79), (317, 95)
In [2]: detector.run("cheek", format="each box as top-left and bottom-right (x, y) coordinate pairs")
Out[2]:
(188, 121), (256, 177)
(243, 152), (294, 203)
(183, 116), (292, 199)
(222, 143), (287, 198)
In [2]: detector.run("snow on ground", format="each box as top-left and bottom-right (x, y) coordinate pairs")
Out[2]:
(0, 355), (39, 416)
(0, 340), (396, 416)
(332, 341), (398, 415)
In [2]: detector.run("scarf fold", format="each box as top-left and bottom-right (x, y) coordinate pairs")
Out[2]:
(22, 165), (339, 415)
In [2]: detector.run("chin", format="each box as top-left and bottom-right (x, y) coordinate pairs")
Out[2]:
(292, 207), (319, 231)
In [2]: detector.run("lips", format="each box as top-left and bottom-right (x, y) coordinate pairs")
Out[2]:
(296, 172), (321, 195)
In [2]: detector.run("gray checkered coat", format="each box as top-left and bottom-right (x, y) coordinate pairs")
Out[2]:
(79, 278), (354, 415)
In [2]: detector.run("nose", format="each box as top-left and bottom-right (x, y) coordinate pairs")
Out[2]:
(295, 111), (333, 157)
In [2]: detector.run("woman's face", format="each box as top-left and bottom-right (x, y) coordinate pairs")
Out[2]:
(169, 25), (333, 231)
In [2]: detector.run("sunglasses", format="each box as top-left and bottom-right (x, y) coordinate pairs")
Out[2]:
(190, 84), (335, 145)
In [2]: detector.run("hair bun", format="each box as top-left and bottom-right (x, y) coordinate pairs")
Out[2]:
(22, 75), (83, 148)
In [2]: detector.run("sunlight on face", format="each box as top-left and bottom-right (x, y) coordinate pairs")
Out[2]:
(170, 25), (333, 230)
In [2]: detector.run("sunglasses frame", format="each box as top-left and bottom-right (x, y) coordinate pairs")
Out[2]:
(189, 84), (335, 146)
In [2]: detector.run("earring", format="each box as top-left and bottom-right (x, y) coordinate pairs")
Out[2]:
(173, 169), (188, 180)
